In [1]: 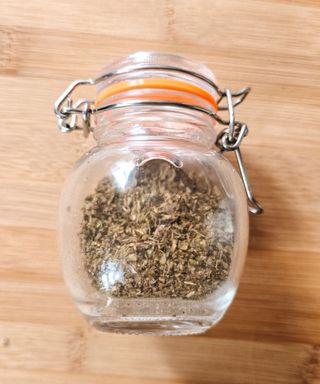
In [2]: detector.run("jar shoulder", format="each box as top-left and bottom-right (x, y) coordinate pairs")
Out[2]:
(74, 141), (229, 168)
(67, 141), (246, 204)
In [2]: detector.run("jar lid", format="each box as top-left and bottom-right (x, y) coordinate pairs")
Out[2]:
(94, 52), (220, 111)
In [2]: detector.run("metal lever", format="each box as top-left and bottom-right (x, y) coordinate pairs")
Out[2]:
(234, 148), (263, 214)
(215, 90), (263, 215)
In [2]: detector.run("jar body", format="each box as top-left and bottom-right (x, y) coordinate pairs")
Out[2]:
(59, 140), (248, 335)
(59, 52), (249, 335)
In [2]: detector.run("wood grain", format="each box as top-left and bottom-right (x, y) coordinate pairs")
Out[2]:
(0, 0), (319, 383)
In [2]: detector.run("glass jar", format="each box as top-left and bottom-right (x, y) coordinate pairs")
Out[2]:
(55, 52), (262, 335)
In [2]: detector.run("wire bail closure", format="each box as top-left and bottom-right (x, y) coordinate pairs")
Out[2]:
(53, 64), (263, 215)
(215, 90), (263, 215)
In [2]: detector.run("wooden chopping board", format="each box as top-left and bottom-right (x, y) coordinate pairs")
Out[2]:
(0, 1), (319, 383)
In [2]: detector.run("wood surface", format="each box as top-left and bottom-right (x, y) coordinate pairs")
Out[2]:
(0, 0), (320, 383)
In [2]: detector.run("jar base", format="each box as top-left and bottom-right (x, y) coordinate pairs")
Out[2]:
(88, 318), (212, 335)
(75, 285), (236, 335)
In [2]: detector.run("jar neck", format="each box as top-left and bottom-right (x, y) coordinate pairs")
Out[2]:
(93, 107), (217, 149)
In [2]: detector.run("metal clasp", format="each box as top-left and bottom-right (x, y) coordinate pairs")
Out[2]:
(54, 79), (94, 136)
(53, 65), (263, 214)
(216, 89), (263, 214)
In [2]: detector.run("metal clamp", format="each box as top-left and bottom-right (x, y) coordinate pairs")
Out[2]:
(54, 64), (250, 135)
(215, 92), (263, 215)
(54, 64), (263, 214)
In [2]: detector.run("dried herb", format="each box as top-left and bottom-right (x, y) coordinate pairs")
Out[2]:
(80, 161), (233, 299)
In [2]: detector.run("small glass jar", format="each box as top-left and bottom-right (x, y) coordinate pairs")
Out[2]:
(55, 52), (262, 335)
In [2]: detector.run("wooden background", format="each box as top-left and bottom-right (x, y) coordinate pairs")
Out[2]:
(1, 1), (319, 383)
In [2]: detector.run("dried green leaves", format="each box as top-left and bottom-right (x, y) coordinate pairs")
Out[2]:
(80, 161), (233, 299)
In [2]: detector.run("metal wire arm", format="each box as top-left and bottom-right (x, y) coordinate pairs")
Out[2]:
(53, 65), (263, 214)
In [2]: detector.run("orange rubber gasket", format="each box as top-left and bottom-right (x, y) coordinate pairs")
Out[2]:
(99, 92), (212, 110)
(95, 78), (218, 110)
